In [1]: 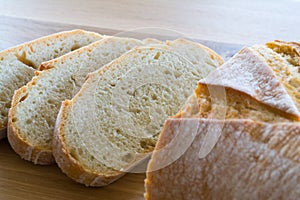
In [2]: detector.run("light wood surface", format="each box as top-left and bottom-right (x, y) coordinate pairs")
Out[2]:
(1, 0), (300, 45)
(0, 1), (299, 199)
(0, 139), (145, 200)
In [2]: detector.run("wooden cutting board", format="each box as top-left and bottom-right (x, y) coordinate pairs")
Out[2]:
(0, 16), (242, 200)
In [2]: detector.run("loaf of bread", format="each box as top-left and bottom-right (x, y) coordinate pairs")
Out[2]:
(0, 30), (102, 139)
(53, 39), (223, 186)
(8, 36), (149, 165)
(145, 41), (300, 199)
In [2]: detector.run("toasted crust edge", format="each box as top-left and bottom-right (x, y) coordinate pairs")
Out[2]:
(53, 100), (125, 187)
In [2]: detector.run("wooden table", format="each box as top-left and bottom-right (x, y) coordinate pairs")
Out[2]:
(0, 1), (299, 199)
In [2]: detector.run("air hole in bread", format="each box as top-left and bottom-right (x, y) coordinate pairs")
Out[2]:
(110, 83), (116, 87)
(48, 99), (55, 104)
(71, 44), (80, 51)
(151, 94), (158, 100)
(19, 93), (28, 103)
(15, 51), (36, 69)
(90, 155), (95, 161)
(12, 117), (17, 123)
(153, 52), (161, 60)
(140, 138), (156, 151)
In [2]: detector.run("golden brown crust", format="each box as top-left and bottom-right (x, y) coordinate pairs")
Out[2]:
(267, 40), (300, 56)
(7, 86), (55, 165)
(53, 100), (125, 187)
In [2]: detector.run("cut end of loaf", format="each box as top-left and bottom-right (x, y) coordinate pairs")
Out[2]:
(192, 83), (297, 123)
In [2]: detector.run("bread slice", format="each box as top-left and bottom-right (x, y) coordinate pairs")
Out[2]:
(145, 119), (300, 200)
(145, 41), (300, 199)
(53, 39), (223, 186)
(0, 30), (102, 139)
(7, 36), (150, 165)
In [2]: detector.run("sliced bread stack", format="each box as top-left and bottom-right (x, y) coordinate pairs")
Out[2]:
(145, 41), (300, 199)
(8, 36), (158, 165)
(0, 30), (102, 139)
(52, 39), (224, 186)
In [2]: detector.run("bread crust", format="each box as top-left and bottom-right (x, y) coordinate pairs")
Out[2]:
(53, 100), (125, 186)
(145, 119), (300, 200)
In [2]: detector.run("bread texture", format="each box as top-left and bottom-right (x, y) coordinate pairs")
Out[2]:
(53, 39), (223, 186)
(0, 30), (102, 139)
(8, 37), (146, 165)
(145, 41), (300, 199)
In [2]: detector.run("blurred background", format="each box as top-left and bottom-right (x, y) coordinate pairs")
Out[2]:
(1, 0), (300, 45)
